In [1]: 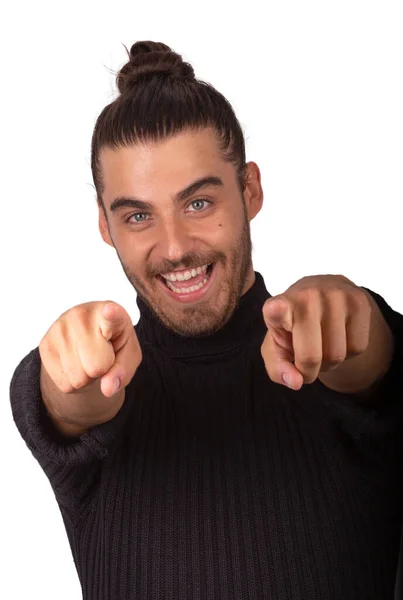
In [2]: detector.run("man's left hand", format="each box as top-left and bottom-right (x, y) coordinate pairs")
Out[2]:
(261, 274), (372, 391)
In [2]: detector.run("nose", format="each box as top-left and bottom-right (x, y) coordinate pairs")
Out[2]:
(157, 214), (193, 264)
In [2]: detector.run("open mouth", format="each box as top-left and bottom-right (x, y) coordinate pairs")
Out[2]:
(156, 263), (216, 300)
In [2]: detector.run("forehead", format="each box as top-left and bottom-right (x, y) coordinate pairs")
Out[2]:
(99, 128), (232, 199)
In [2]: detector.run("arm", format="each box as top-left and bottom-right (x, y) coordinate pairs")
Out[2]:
(40, 360), (125, 438)
(10, 347), (135, 512)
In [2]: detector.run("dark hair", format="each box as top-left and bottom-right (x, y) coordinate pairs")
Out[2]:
(91, 41), (246, 215)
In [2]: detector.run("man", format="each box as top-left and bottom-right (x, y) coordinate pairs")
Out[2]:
(10, 41), (403, 599)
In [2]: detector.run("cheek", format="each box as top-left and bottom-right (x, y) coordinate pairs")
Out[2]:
(211, 216), (242, 241)
(206, 223), (228, 247)
(115, 229), (143, 256)
(115, 240), (143, 272)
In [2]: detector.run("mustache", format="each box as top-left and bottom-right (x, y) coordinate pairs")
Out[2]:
(146, 252), (226, 277)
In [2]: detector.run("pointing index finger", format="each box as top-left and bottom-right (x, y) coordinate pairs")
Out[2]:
(263, 297), (293, 332)
(102, 302), (120, 319)
(100, 302), (129, 341)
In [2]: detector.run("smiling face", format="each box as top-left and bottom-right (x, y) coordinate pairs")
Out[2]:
(98, 127), (263, 337)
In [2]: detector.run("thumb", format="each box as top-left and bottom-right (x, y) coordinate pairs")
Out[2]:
(261, 329), (302, 390)
(261, 297), (303, 390)
(101, 330), (142, 397)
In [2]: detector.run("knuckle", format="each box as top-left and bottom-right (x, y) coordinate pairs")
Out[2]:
(326, 288), (345, 303)
(85, 362), (108, 379)
(84, 346), (115, 379)
(348, 341), (368, 355)
(327, 354), (345, 365)
(70, 302), (101, 326)
(52, 318), (69, 345)
(67, 304), (81, 319)
(58, 380), (75, 394)
(69, 304), (88, 323)
(299, 354), (322, 368)
(299, 287), (320, 305)
(351, 288), (371, 312)
(69, 374), (90, 390)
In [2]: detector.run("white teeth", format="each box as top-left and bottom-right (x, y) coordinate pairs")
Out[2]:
(162, 263), (209, 282)
(165, 277), (209, 294)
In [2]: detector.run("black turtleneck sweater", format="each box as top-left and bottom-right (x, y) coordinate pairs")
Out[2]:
(9, 272), (403, 599)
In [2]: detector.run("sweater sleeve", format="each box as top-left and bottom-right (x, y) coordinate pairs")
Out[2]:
(9, 346), (135, 512)
(354, 286), (403, 442)
(314, 286), (403, 452)
(356, 286), (403, 405)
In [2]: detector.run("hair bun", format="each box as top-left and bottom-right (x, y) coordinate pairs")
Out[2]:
(117, 41), (195, 94)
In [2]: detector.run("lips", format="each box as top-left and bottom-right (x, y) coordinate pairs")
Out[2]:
(158, 263), (214, 288)
(155, 262), (217, 303)
(161, 263), (208, 283)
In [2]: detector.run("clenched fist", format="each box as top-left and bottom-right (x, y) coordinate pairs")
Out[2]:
(39, 301), (142, 400)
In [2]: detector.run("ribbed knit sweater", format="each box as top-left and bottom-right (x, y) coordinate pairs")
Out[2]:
(10, 272), (403, 599)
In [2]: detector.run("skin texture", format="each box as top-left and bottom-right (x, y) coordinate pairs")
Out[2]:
(98, 127), (263, 338)
(97, 125), (394, 397)
(261, 274), (395, 394)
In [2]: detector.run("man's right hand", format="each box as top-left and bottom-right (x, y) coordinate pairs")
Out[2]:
(38, 301), (142, 435)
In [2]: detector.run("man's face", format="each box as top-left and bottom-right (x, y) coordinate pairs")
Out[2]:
(98, 127), (263, 337)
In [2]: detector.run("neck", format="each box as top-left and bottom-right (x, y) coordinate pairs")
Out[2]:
(135, 270), (271, 360)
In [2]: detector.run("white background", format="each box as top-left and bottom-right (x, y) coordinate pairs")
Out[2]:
(1, 0), (402, 597)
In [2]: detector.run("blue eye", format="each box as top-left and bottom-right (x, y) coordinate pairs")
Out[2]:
(125, 212), (148, 224)
(132, 213), (147, 222)
(190, 199), (211, 212)
(125, 198), (212, 226)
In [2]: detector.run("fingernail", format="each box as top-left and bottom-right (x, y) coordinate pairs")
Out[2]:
(113, 377), (121, 394)
(282, 373), (291, 387)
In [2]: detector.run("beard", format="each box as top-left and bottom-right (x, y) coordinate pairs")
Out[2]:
(116, 206), (253, 338)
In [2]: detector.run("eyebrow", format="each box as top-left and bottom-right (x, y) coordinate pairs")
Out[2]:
(109, 175), (224, 213)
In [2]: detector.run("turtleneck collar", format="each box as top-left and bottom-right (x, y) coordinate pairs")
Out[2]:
(135, 271), (271, 358)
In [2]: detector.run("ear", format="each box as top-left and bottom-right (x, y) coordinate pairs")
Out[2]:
(243, 162), (263, 222)
(98, 202), (114, 247)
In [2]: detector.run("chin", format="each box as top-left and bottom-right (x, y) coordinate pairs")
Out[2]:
(164, 316), (225, 338)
